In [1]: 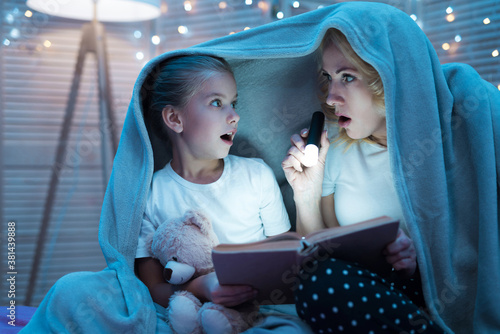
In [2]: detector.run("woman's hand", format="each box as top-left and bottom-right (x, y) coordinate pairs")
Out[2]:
(282, 128), (331, 235)
(281, 128), (330, 197)
(383, 229), (417, 277)
(194, 272), (258, 307)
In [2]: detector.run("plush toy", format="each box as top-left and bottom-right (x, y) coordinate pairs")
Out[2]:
(148, 210), (259, 334)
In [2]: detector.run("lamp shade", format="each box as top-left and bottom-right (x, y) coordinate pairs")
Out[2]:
(26, 0), (161, 22)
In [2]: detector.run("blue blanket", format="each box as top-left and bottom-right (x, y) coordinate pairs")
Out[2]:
(22, 2), (499, 333)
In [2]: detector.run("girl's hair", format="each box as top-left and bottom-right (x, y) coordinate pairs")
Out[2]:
(318, 29), (385, 146)
(142, 54), (234, 141)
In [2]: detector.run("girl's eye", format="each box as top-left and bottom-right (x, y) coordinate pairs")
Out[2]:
(231, 101), (237, 109)
(210, 99), (222, 107)
(322, 71), (332, 82)
(342, 74), (356, 83)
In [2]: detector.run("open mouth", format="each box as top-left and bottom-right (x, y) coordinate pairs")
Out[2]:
(338, 115), (351, 127)
(220, 131), (235, 144)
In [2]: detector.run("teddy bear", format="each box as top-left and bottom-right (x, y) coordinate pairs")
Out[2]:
(148, 210), (259, 334)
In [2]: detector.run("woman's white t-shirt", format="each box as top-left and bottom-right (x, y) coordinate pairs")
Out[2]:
(322, 140), (406, 229)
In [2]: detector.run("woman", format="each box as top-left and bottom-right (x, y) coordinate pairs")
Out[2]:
(282, 5), (500, 333)
(282, 28), (443, 333)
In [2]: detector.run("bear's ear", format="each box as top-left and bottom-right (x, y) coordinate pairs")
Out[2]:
(184, 210), (219, 243)
(184, 210), (210, 234)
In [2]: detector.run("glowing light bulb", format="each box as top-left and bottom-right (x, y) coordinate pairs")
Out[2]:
(258, 1), (269, 11)
(292, 1), (300, 8)
(219, 1), (227, 9)
(136, 52), (144, 60)
(245, 0), (252, 5)
(493, 50), (499, 57)
(43, 40), (51, 48)
(483, 18), (491, 24)
(446, 6), (453, 14)
(276, 11), (284, 19)
(410, 14), (417, 21)
(454, 35), (462, 42)
(5, 14), (14, 24)
(178, 26), (188, 34)
(134, 30), (142, 39)
(442, 43), (450, 51)
(25, 10), (33, 17)
(184, 1), (192, 12)
(446, 14), (455, 22)
(151, 35), (160, 45)
(10, 28), (20, 39)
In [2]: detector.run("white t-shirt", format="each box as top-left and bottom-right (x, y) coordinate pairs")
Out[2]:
(136, 155), (291, 258)
(322, 140), (406, 229)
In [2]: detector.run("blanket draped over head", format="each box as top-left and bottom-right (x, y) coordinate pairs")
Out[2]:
(22, 2), (499, 333)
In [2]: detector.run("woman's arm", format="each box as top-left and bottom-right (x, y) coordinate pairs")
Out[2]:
(320, 194), (340, 229)
(282, 128), (330, 235)
(135, 257), (258, 308)
(295, 193), (339, 235)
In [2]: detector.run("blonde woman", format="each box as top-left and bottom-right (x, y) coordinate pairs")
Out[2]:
(282, 28), (445, 333)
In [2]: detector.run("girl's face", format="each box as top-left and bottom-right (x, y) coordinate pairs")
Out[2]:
(321, 43), (386, 143)
(178, 71), (239, 161)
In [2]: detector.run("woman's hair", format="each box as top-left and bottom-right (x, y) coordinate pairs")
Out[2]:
(318, 29), (385, 146)
(142, 54), (234, 141)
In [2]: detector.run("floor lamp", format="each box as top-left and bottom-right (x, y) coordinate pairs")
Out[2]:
(24, 0), (161, 306)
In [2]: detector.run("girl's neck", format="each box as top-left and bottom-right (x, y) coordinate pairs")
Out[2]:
(170, 157), (225, 184)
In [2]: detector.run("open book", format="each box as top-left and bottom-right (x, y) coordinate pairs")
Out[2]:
(212, 216), (399, 304)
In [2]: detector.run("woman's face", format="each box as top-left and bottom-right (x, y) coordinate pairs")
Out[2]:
(321, 43), (386, 143)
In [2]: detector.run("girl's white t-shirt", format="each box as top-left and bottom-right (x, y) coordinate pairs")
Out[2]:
(136, 155), (291, 258)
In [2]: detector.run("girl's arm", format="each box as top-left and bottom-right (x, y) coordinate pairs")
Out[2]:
(136, 257), (176, 307)
(135, 257), (257, 308)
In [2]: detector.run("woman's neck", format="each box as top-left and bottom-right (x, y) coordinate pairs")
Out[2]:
(369, 132), (387, 147)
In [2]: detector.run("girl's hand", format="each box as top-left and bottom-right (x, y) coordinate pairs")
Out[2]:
(383, 229), (417, 277)
(201, 272), (258, 307)
(281, 128), (330, 196)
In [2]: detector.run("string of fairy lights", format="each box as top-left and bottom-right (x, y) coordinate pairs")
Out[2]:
(438, 5), (499, 90)
(440, 6), (496, 56)
(1, 1), (499, 89)
(1, 1), (314, 52)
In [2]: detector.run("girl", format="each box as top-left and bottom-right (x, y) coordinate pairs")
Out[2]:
(135, 55), (291, 331)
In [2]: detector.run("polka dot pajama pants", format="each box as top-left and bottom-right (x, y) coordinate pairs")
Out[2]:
(294, 258), (446, 333)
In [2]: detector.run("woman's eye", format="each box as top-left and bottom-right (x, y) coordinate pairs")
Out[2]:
(210, 99), (222, 107)
(342, 74), (356, 83)
(322, 71), (332, 81)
